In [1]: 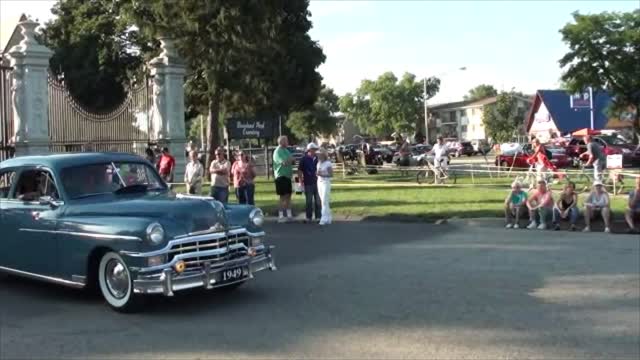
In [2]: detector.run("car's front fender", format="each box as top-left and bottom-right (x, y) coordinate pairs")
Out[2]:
(55, 216), (185, 279)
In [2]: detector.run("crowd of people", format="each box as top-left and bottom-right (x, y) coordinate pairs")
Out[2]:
(273, 136), (333, 225)
(505, 176), (640, 234)
(142, 135), (639, 233)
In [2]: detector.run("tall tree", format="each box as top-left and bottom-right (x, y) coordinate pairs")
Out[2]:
(287, 85), (340, 141)
(482, 91), (526, 144)
(339, 72), (439, 137)
(464, 84), (498, 101)
(559, 10), (640, 143)
(40, 0), (153, 110)
(124, 0), (325, 164)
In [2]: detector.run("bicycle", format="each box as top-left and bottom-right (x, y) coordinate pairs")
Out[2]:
(563, 162), (624, 195)
(416, 158), (457, 185)
(512, 164), (555, 190)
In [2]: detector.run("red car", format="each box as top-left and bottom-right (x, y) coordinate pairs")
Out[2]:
(496, 145), (571, 169)
(566, 136), (640, 167)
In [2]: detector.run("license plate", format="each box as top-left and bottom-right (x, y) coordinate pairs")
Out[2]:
(221, 267), (247, 282)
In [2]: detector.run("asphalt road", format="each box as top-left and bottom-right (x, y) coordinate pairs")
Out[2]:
(1, 221), (639, 359)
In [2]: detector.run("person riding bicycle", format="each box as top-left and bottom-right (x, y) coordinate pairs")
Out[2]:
(528, 138), (562, 182)
(431, 136), (449, 170)
(582, 135), (606, 182)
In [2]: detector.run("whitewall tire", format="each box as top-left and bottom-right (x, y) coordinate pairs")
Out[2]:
(98, 252), (142, 312)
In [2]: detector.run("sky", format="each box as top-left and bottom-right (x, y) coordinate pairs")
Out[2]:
(1, 0), (638, 104)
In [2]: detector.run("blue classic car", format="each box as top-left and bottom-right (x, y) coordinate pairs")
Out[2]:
(0, 153), (276, 312)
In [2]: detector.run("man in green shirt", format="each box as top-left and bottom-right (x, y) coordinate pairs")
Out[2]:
(273, 135), (294, 222)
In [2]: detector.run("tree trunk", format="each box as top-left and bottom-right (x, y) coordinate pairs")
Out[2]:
(206, 91), (222, 168)
(633, 104), (639, 145)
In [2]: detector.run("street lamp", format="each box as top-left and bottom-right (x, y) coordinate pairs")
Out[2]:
(424, 66), (467, 144)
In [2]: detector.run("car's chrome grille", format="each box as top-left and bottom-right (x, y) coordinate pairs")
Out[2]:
(168, 232), (250, 271)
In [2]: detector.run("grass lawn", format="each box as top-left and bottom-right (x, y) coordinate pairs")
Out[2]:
(174, 173), (631, 221)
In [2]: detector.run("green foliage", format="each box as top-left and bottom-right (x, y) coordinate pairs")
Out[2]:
(287, 85), (340, 141)
(339, 72), (439, 137)
(482, 92), (524, 143)
(124, 0), (325, 162)
(464, 84), (498, 101)
(40, 0), (155, 110)
(559, 10), (640, 143)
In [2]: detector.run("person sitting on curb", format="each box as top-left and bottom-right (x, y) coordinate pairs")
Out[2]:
(526, 179), (554, 230)
(552, 182), (580, 231)
(624, 176), (640, 234)
(504, 181), (527, 229)
(583, 180), (612, 233)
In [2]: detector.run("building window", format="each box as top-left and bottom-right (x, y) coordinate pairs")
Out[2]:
(461, 125), (468, 133)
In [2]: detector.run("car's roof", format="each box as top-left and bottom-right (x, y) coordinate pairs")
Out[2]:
(0, 152), (147, 171)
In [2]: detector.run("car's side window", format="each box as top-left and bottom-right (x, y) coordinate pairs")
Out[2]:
(0, 170), (17, 199)
(12, 169), (59, 202)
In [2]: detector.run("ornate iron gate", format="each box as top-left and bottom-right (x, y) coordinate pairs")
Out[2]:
(0, 65), (14, 161)
(47, 73), (154, 155)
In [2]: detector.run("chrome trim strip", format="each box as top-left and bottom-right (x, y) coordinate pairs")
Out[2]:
(0, 266), (85, 288)
(121, 228), (253, 258)
(19, 228), (142, 241)
(246, 231), (265, 238)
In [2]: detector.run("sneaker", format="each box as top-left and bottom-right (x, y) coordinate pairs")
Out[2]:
(537, 223), (547, 230)
(505, 223), (513, 229)
(277, 217), (287, 224)
(513, 224), (520, 229)
(582, 226), (591, 232)
(627, 228), (639, 234)
(553, 224), (561, 231)
(527, 222), (538, 230)
(604, 227), (611, 233)
(570, 225), (577, 232)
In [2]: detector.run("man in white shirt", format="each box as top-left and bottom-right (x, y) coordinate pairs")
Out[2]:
(431, 136), (449, 169)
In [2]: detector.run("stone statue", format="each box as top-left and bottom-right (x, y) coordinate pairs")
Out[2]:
(153, 75), (167, 139)
(11, 68), (25, 142)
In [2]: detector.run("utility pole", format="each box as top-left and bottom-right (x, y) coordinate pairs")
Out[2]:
(423, 77), (429, 145)
(589, 86), (594, 130)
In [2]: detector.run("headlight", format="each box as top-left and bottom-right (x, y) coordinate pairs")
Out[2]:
(146, 222), (165, 245)
(249, 208), (264, 227)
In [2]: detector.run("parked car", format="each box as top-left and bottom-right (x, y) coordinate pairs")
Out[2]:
(287, 146), (304, 164)
(496, 145), (571, 169)
(0, 153), (275, 312)
(566, 135), (640, 167)
(372, 146), (395, 163)
(392, 145), (439, 166)
(471, 140), (491, 155)
(449, 141), (475, 157)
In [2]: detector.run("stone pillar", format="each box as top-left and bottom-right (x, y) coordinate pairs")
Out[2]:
(149, 37), (187, 181)
(7, 19), (53, 156)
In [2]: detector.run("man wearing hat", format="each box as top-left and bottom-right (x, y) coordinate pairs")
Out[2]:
(298, 142), (321, 223)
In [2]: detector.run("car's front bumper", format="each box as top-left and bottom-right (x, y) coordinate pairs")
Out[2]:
(131, 245), (276, 296)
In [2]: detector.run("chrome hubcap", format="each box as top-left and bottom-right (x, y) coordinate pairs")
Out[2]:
(105, 259), (129, 299)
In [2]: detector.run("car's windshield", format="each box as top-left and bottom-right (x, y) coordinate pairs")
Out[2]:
(598, 135), (627, 145)
(61, 162), (166, 199)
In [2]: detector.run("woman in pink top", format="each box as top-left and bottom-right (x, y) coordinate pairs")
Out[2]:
(231, 151), (256, 205)
(526, 179), (554, 230)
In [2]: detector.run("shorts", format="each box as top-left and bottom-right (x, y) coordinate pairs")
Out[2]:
(275, 176), (292, 196)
